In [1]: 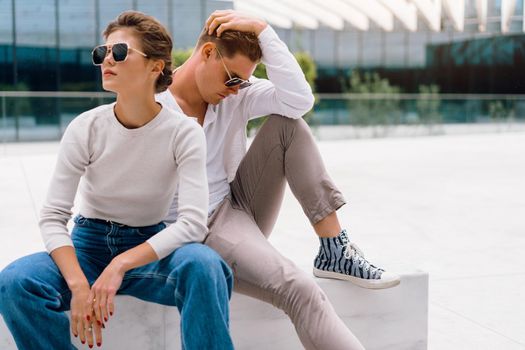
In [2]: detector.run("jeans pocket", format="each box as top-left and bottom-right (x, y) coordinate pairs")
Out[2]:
(131, 228), (148, 237)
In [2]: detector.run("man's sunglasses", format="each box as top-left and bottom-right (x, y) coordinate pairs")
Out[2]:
(216, 48), (252, 89)
(92, 42), (148, 66)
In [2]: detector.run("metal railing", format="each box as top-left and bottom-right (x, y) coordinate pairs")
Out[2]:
(1, 91), (524, 142)
(310, 93), (524, 126)
(1, 91), (114, 142)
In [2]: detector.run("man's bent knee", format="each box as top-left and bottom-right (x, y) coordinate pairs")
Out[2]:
(274, 270), (328, 318)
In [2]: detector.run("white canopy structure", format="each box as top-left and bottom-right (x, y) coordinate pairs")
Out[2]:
(501, 0), (517, 33)
(476, 0), (488, 32)
(234, 0), (524, 33)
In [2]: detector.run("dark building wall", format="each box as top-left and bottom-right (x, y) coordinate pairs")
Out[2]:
(316, 34), (525, 94)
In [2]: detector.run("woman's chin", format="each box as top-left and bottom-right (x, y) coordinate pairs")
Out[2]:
(101, 82), (118, 94)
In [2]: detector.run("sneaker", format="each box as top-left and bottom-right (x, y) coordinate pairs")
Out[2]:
(313, 229), (400, 289)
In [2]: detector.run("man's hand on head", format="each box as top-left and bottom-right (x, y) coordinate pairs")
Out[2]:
(206, 10), (267, 37)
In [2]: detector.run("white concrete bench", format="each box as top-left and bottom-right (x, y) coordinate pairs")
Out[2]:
(0, 270), (428, 349)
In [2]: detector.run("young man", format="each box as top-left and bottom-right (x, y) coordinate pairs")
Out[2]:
(156, 10), (400, 350)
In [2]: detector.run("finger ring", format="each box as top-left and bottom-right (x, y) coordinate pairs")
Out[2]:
(87, 327), (92, 332)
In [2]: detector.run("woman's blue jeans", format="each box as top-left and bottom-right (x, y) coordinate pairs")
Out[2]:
(0, 215), (234, 350)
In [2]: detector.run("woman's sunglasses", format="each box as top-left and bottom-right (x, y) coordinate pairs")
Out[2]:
(216, 48), (252, 89)
(91, 42), (148, 66)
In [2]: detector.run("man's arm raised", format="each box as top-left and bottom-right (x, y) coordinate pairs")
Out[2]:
(206, 10), (315, 120)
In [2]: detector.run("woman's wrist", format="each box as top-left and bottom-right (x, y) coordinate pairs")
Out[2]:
(111, 255), (131, 274)
(68, 279), (90, 292)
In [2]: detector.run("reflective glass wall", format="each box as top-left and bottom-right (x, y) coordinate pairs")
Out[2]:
(0, 0), (232, 91)
(272, 0), (525, 93)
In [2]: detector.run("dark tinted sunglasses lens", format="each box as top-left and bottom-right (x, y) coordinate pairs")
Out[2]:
(112, 43), (128, 62)
(225, 78), (242, 87)
(92, 46), (107, 65)
(239, 81), (252, 89)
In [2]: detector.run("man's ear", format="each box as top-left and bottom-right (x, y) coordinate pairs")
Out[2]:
(200, 42), (215, 61)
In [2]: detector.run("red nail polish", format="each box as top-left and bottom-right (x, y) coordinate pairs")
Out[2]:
(109, 311), (113, 316)
(81, 340), (85, 344)
(104, 317), (107, 322)
(87, 315), (90, 321)
(97, 320), (101, 326)
(97, 343), (102, 347)
(73, 333), (77, 338)
(89, 345), (93, 349)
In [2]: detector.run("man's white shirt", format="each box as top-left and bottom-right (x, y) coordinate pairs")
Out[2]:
(156, 25), (315, 223)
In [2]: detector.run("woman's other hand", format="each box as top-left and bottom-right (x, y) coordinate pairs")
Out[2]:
(71, 282), (103, 347)
(87, 261), (125, 328)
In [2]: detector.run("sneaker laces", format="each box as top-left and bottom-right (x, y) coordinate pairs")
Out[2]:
(341, 235), (384, 278)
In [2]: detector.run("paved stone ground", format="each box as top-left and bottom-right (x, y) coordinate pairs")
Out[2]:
(1, 131), (524, 349)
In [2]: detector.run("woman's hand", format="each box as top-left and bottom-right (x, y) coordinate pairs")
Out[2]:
(86, 242), (158, 338)
(70, 283), (103, 347)
(206, 10), (267, 37)
(87, 260), (125, 328)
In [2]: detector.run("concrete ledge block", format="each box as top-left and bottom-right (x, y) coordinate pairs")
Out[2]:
(1, 271), (428, 349)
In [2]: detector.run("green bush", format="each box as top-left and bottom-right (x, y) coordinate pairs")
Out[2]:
(488, 100), (514, 120)
(172, 49), (193, 69)
(248, 51), (317, 133)
(252, 51), (316, 90)
(0, 83), (32, 118)
(343, 70), (401, 126)
(416, 84), (442, 124)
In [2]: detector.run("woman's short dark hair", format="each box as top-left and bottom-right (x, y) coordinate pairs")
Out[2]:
(103, 11), (173, 93)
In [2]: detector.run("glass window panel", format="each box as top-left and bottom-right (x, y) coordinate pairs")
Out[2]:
(360, 31), (382, 68)
(0, 0), (12, 44)
(59, 0), (96, 48)
(136, 0), (168, 25)
(385, 32), (407, 68)
(171, 0), (204, 49)
(98, 0), (134, 36)
(16, 0), (56, 46)
(340, 31), (359, 68)
(313, 28), (336, 67)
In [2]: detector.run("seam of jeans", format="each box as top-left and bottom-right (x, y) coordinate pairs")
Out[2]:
(122, 274), (184, 303)
(124, 273), (171, 280)
(55, 288), (72, 307)
(106, 226), (117, 256)
(57, 288), (71, 298)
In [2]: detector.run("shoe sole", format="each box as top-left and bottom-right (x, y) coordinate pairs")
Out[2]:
(313, 268), (401, 290)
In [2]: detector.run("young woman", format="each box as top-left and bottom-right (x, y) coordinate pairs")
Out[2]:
(0, 11), (234, 350)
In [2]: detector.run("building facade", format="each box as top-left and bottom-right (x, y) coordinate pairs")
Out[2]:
(0, 0), (524, 93)
(0, 0), (232, 91)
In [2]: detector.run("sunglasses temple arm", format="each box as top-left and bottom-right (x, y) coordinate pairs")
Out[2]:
(216, 49), (233, 80)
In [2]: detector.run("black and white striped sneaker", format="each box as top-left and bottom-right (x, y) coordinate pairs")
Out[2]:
(313, 229), (400, 289)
